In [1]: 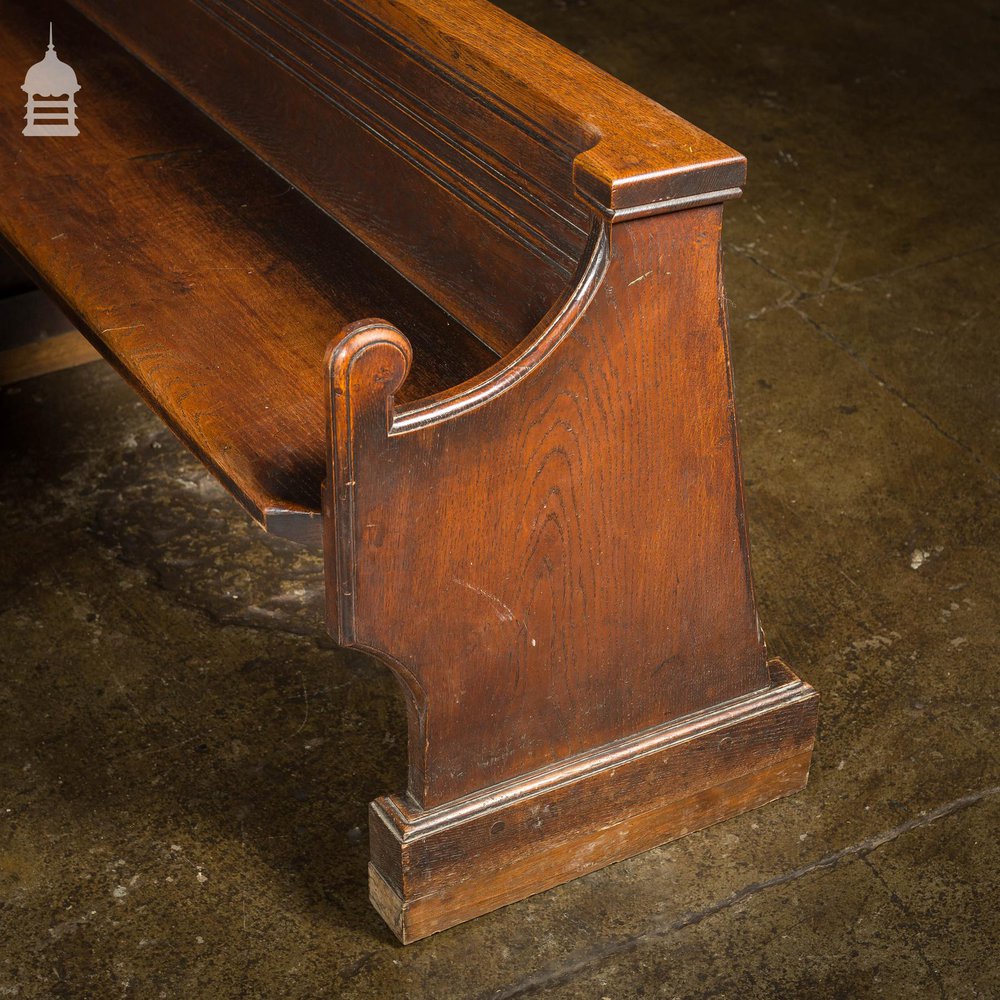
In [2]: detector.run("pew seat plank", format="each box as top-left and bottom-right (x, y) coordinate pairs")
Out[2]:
(0, 0), (499, 541)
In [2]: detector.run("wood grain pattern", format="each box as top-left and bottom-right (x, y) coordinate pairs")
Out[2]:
(0, 0), (496, 538)
(369, 660), (816, 942)
(327, 206), (771, 808)
(68, 0), (744, 353)
(372, 755), (815, 943)
(0, 0), (816, 942)
(323, 183), (816, 937)
(69, 0), (584, 355)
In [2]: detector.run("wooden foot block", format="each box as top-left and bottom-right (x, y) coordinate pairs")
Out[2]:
(369, 659), (817, 943)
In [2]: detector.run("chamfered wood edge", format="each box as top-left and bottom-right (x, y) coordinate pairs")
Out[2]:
(368, 658), (818, 943)
(350, 0), (747, 213)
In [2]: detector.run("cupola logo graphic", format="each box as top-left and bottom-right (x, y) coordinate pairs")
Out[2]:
(22, 24), (80, 136)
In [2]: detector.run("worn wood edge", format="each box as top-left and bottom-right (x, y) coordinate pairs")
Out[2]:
(372, 750), (814, 944)
(0, 330), (102, 387)
(381, 658), (811, 837)
(368, 863), (408, 943)
(262, 508), (323, 547)
(591, 186), (745, 223)
(573, 155), (746, 217)
(369, 659), (818, 942)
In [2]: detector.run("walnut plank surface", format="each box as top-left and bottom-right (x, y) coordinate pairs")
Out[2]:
(0, 0), (497, 535)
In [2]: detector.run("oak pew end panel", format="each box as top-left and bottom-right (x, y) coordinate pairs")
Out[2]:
(325, 206), (818, 943)
(0, 0), (819, 943)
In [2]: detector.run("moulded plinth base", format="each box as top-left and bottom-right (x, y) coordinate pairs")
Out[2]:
(369, 658), (818, 943)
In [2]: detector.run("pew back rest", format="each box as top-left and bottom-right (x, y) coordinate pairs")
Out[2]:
(69, 0), (745, 355)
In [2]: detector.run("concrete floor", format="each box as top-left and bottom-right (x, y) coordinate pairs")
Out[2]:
(1, 0), (998, 996)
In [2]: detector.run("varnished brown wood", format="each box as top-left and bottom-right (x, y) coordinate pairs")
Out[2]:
(0, 0), (497, 539)
(0, 0), (816, 942)
(327, 206), (775, 806)
(369, 660), (816, 943)
(68, 0), (744, 355)
(325, 201), (817, 939)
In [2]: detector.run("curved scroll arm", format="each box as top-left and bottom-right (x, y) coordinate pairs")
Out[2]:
(323, 321), (433, 791)
(324, 320), (413, 645)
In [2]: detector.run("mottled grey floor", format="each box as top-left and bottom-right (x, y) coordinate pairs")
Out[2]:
(1, 0), (998, 997)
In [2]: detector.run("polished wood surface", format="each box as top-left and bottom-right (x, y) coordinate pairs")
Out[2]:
(1, 0), (816, 943)
(326, 200), (817, 939)
(70, 0), (745, 356)
(0, 0), (497, 537)
(327, 207), (772, 806)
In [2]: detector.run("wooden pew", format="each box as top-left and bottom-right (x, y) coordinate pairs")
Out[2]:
(0, 0), (818, 942)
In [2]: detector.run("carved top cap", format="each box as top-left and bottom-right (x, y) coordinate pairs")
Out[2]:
(357, 0), (746, 215)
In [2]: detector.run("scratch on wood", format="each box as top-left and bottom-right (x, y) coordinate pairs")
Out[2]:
(453, 577), (516, 623)
(628, 270), (652, 286)
(100, 324), (146, 335)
